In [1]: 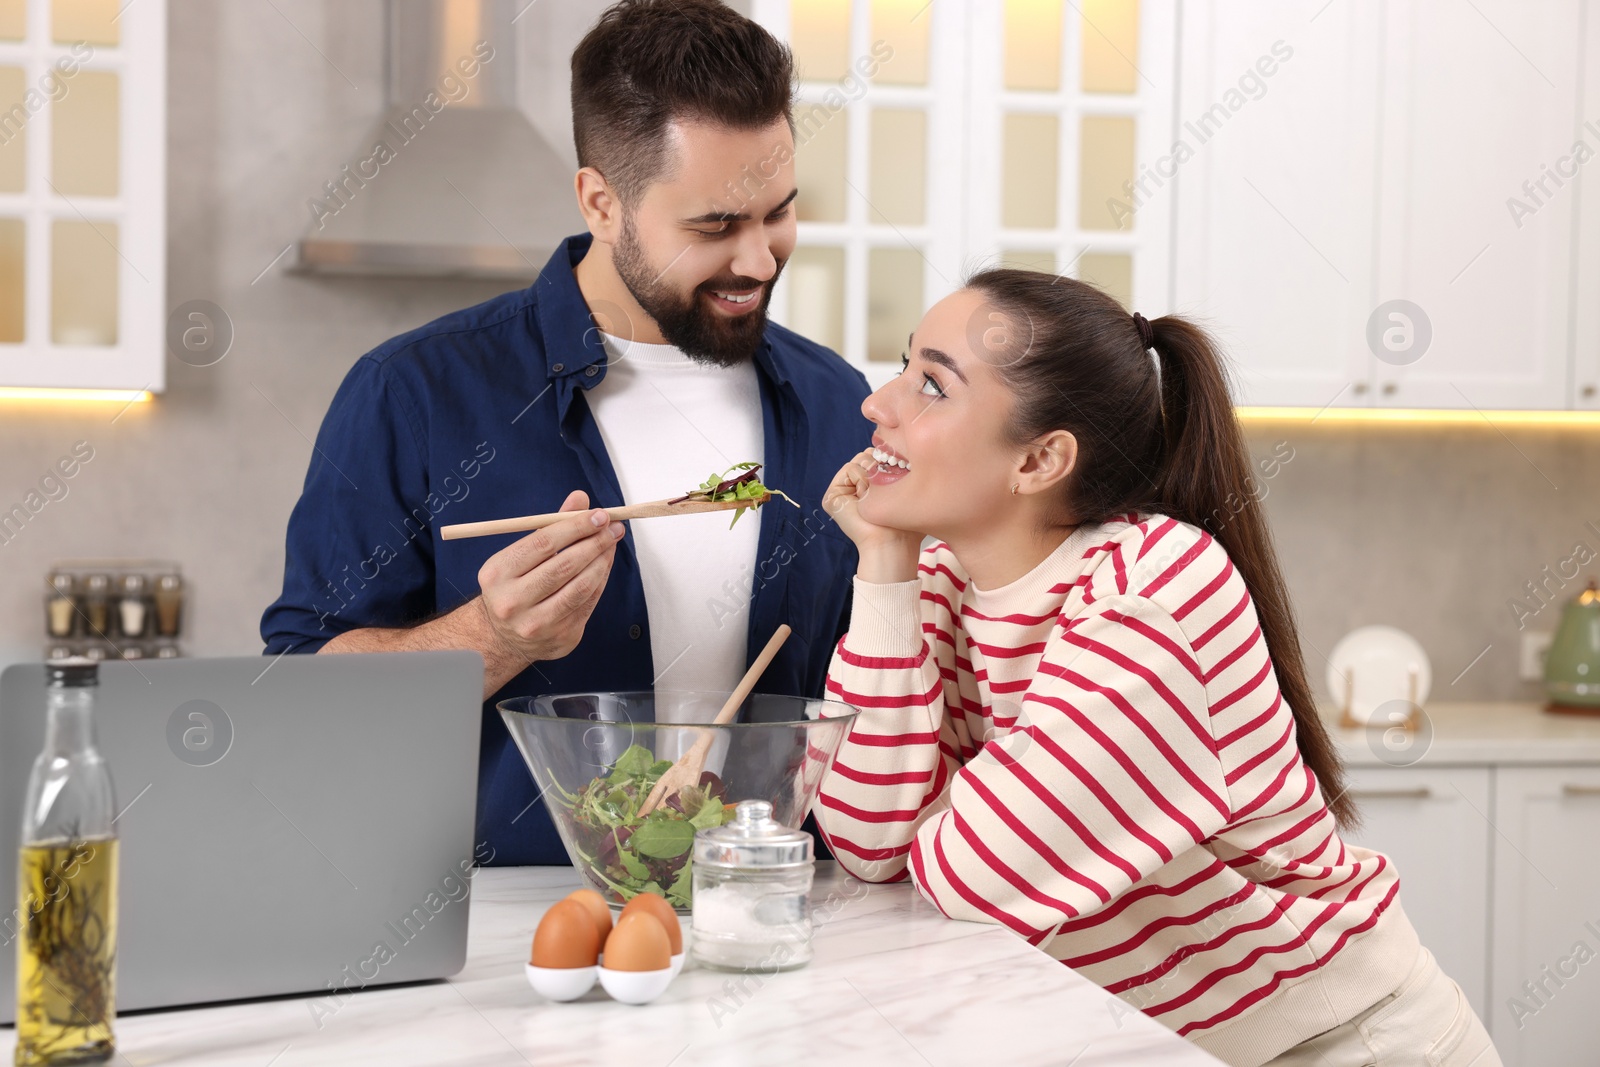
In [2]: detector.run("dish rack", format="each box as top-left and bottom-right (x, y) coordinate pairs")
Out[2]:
(1336, 663), (1423, 731)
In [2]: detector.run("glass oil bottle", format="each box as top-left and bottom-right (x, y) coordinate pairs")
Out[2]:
(14, 659), (118, 1066)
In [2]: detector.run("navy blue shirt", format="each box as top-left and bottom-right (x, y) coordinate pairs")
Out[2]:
(261, 234), (873, 865)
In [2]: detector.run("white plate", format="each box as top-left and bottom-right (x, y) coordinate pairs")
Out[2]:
(1326, 625), (1431, 724)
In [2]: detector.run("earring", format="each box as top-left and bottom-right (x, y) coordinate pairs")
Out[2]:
(1011, 483), (1019, 496)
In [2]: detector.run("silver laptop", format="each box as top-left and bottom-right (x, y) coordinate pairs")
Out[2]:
(0, 650), (484, 1020)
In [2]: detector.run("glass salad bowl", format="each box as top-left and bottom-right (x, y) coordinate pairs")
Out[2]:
(498, 691), (858, 913)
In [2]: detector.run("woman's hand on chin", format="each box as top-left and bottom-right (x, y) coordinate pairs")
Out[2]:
(825, 448), (923, 584)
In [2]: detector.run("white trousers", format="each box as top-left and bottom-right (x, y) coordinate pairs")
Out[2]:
(1261, 946), (1502, 1067)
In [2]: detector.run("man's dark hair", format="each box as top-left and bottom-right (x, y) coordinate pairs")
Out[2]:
(571, 0), (796, 204)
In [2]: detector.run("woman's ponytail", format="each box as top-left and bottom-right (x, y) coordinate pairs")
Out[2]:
(966, 268), (1359, 833)
(1147, 316), (1358, 832)
(1148, 316), (1255, 533)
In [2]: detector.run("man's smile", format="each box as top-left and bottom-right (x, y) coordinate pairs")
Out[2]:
(705, 286), (765, 315)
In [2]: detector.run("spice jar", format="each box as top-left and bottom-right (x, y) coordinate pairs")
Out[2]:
(154, 574), (183, 637)
(690, 799), (814, 972)
(83, 574), (111, 639)
(45, 573), (76, 639)
(118, 574), (149, 639)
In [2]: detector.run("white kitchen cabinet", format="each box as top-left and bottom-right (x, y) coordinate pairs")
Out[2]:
(1172, 0), (1382, 408)
(1330, 705), (1600, 1066)
(1370, 0), (1578, 411)
(1572, 0), (1600, 411)
(1340, 764), (1492, 1021)
(0, 0), (166, 394)
(757, 0), (1177, 386)
(1175, 0), (1584, 410)
(1489, 765), (1600, 1066)
(770, 1), (1592, 411)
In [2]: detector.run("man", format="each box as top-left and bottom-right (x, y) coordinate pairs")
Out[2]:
(261, 0), (872, 865)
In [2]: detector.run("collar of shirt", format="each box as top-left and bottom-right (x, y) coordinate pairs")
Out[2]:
(597, 332), (696, 369)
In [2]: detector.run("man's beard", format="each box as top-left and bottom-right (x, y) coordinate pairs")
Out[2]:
(612, 214), (784, 368)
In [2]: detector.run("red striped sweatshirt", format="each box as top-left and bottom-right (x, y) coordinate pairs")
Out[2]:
(814, 514), (1420, 1067)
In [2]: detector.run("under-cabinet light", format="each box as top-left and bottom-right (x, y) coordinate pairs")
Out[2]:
(1236, 406), (1600, 429)
(0, 387), (154, 404)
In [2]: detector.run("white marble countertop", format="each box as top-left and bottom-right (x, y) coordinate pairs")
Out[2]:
(1325, 700), (1600, 765)
(2, 862), (1223, 1067)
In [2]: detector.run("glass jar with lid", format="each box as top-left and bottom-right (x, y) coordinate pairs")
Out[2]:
(153, 574), (183, 638)
(44, 573), (76, 639)
(690, 799), (814, 972)
(118, 574), (149, 639)
(82, 574), (111, 640)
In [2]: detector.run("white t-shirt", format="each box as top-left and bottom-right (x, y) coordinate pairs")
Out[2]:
(585, 332), (763, 694)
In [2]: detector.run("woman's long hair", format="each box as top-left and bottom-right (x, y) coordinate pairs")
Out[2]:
(965, 269), (1357, 832)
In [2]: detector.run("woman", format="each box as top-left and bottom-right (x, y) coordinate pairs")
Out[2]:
(814, 271), (1500, 1067)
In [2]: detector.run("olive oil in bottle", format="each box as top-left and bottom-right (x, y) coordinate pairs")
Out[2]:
(14, 660), (118, 1066)
(15, 840), (117, 1065)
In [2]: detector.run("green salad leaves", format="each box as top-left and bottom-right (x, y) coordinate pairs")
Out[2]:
(670, 461), (798, 529)
(548, 743), (737, 908)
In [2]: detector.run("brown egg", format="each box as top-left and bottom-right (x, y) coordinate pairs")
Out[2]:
(564, 888), (613, 945)
(531, 899), (601, 969)
(619, 892), (682, 955)
(601, 912), (672, 972)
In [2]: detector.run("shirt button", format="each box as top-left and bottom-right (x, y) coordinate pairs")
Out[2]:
(584, 365), (599, 378)
(551, 362), (565, 373)
(628, 624), (642, 640)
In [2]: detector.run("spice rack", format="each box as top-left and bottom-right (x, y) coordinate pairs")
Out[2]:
(43, 559), (185, 661)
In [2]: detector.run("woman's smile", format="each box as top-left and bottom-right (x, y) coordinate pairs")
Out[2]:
(868, 436), (911, 486)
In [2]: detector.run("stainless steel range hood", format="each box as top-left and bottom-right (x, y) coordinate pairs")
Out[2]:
(293, 0), (582, 281)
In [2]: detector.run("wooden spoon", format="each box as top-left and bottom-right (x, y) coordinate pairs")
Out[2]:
(440, 494), (769, 541)
(637, 624), (792, 818)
